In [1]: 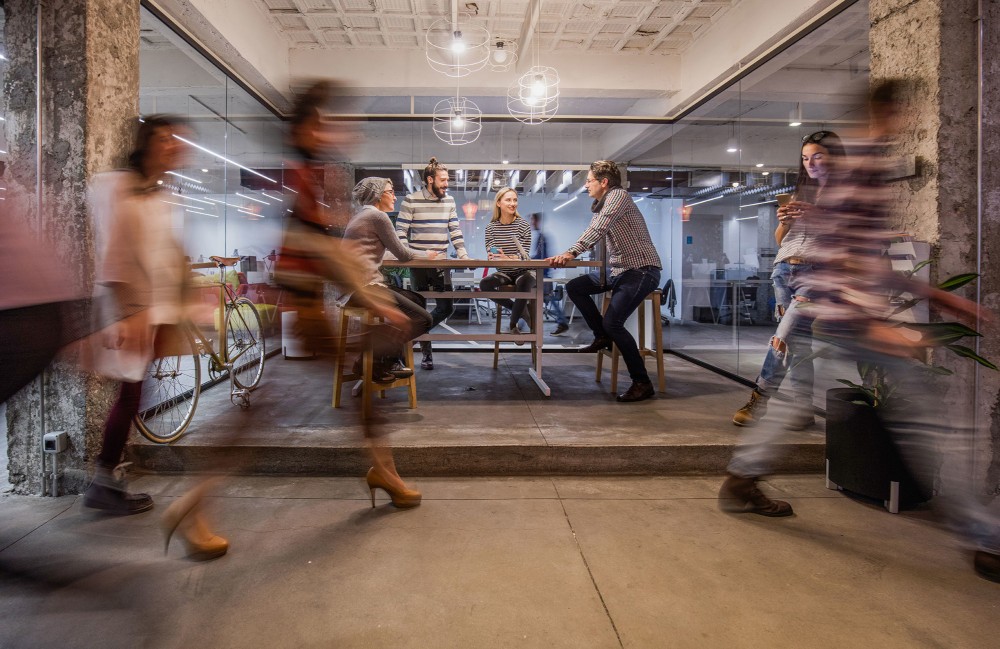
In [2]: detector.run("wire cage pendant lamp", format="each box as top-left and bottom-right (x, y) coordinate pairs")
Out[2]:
(506, 0), (559, 124)
(433, 95), (482, 146)
(507, 65), (559, 124)
(425, 13), (490, 78)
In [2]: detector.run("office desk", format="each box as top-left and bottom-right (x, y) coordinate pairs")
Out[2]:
(381, 258), (600, 396)
(682, 278), (770, 332)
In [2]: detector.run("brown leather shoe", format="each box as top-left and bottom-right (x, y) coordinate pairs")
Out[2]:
(617, 380), (655, 403)
(718, 474), (794, 517)
(733, 390), (768, 427)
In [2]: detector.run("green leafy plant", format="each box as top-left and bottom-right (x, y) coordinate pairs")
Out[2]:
(835, 265), (996, 408)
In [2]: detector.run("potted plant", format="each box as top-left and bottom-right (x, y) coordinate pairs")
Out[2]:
(824, 264), (996, 513)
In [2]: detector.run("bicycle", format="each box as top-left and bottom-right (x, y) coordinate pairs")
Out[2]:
(134, 255), (266, 443)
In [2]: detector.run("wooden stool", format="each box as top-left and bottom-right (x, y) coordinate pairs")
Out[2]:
(332, 306), (417, 419)
(595, 290), (666, 394)
(492, 302), (537, 369)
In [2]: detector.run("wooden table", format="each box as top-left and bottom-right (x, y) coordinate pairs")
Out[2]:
(381, 258), (601, 396)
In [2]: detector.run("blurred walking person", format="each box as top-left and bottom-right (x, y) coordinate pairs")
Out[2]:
(277, 82), (421, 508)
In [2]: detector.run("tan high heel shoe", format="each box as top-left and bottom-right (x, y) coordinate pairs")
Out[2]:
(365, 467), (422, 508)
(162, 497), (229, 561)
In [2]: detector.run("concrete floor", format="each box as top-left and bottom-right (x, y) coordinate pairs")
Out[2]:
(2, 474), (998, 649)
(131, 347), (826, 476)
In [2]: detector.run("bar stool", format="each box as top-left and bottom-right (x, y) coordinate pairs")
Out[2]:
(332, 306), (417, 419)
(595, 289), (666, 394)
(492, 305), (537, 369)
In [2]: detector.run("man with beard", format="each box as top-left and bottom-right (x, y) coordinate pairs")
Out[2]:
(395, 157), (470, 370)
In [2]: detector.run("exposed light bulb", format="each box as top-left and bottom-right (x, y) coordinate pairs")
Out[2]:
(762, 171), (770, 176)
(732, 182), (740, 188)
(451, 31), (465, 53)
(502, 159), (510, 164)
(755, 163), (764, 168)
(493, 42), (508, 63)
(530, 76), (545, 98)
(453, 115), (465, 128)
(524, 96), (539, 107)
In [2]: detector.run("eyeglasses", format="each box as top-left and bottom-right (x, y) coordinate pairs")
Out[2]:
(585, 177), (601, 185)
(802, 130), (832, 144)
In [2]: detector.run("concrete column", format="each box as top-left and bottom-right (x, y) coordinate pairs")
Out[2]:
(4, 0), (139, 494)
(869, 0), (1000, 490)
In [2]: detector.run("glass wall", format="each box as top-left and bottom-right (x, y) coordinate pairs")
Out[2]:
(139, 6), (287, 346)
(346, 1), (870, 382)
(633, 1), (870, 382)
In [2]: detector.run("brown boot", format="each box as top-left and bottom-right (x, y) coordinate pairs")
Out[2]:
(733, 390), (768, 427)
(718, 474), (793, 517)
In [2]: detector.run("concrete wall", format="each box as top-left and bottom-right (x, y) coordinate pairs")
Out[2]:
(4, 0), (139, 494)
(870, 0), (999, 492)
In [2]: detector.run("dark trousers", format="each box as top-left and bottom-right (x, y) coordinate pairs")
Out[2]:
(480, 269), (535, 328)
(98, 381), (143, 468)
(566, 267), (661, 383)
(347, 284), (433, 363)
(409, 267), (453, 354)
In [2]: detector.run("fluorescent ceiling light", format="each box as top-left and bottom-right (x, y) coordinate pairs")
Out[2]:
(171, 192), (214, 205)
(739, 199), (777, 209)
(236, 192), (270, 205)
(685, 195), (726, 208)
(554, 196), (577, 211)
(162, 199), (203, 209)
(281, 184), (299, 194)
(736, 215), (759, 221)
(173, 134), (277, 184)
(166, 171), (202, 184)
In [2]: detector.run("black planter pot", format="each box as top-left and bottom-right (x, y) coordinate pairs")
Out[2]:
(825, 388), (929, 513)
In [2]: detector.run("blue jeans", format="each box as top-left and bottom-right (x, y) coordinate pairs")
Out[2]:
(770, 261), (794, 316)
(567, 267), (661, 383)
(543, 281), (568, 326)
(731, 344), (1000, 554)
(756, 262), (814, 401)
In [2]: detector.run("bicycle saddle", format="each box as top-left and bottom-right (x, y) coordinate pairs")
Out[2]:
(210, 256), (241, 267)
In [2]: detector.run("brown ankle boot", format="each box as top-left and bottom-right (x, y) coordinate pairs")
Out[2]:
(718, 474), (793, 517)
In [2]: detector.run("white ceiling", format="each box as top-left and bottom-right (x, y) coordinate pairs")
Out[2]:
(253, 0), (739, 55)
(137, 0), (871, 195)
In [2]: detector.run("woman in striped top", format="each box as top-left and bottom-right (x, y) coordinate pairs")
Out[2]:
(481, 188), (535, 336)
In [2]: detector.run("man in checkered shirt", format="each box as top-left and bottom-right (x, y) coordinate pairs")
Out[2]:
(549, 160), (662, 403)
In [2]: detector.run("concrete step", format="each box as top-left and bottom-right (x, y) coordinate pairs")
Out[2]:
(131, 441), (825, 476)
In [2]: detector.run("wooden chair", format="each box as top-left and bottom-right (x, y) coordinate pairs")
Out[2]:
(332, 306), (417, 419)
(595, 289), (666, 394)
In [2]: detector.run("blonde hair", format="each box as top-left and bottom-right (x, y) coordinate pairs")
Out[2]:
(491, 187), (520, 223)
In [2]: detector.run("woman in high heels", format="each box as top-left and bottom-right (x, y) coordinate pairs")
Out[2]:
(87, 115), (229, 560)
(275, 82), (421, 509)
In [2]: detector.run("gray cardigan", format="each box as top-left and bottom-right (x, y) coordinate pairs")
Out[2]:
(345, 205), (430, 288)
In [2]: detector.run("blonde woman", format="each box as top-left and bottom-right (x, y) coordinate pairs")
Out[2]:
(481, 187), (534, 335)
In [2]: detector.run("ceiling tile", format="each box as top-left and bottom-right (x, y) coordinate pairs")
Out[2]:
(345, 15), (380, 29)
(609, 2), (645, 19)
(355, 31), (386, 45)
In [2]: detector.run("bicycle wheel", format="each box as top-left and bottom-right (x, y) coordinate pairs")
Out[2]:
(134, 352), (202, 444)
(226, 297), (265, 390)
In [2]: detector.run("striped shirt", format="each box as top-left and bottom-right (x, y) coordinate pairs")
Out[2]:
(395, 187), (469, 258)
(566, 186), (661, 277)
(485, 215), (532, 275)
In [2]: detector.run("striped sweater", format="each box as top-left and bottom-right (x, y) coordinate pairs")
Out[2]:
(485, 216), (532, 275)
(395, 187), (469, 258)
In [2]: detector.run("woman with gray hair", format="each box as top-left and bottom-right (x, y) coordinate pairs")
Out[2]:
(341, 177), (435, 382)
